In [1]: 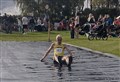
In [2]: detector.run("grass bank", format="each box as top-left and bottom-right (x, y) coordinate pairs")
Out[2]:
(0, 31), (120, 56)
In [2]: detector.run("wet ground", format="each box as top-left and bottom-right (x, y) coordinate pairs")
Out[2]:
(0, 41), (120, 82)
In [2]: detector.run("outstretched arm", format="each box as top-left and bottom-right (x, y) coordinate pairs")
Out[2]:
(64, 45), (72, 56)
(40, 43), (54, 62)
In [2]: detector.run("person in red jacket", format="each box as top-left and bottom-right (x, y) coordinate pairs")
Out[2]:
(114, 18), (120, 27)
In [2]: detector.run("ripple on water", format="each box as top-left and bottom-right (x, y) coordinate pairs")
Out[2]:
(1, 42), (120, 82)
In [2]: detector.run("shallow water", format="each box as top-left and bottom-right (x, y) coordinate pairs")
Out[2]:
(0, 41), (120, 82)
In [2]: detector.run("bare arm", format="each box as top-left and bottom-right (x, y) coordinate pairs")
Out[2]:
(40, 43), (54, 62)
(64, 45), (72, 56)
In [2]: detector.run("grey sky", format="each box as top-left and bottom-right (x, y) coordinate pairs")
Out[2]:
(0, 0), (20, 15)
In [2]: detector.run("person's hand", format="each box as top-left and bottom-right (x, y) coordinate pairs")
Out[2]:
(40, 58), (44, 62)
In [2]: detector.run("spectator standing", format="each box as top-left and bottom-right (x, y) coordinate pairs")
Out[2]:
(29, 17), (35, 32)
(36, 17), (42, 31)
(74, 13), (80, 38)
(22, 16), (28, 34)
(17, 17), (22, 33)
(62, 16), (68, 30)
(7, 15), (14, 34)
(41, 20), (46, 31)
(0, 13), (2, 31)
(69, 18), (75, 39)
(2, 13), (8, 33)
(43, 16), (48, 31)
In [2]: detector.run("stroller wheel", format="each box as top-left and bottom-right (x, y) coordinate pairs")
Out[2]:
(102, 36), (108, 40)
(96, 36), (101, 40)
(88, 34), (94, 40)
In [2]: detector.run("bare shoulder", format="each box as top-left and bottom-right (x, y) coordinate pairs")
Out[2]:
(63, 43), (67, 48)
(50, 42), (55, 47)
(51, 42), (55, 45)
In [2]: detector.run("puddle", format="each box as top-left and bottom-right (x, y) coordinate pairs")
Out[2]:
(1, 41), (120, 82)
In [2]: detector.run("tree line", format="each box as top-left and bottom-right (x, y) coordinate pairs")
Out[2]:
(14, 0), (120, 17)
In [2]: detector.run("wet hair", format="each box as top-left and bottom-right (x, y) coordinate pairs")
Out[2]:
(56, 34), (62, 40)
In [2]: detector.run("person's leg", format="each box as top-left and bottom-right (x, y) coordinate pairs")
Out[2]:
(23, 25), (25, 33)
(24, 25), (28, 34)
(29, 24), (32, 32)
(71, 29), (74, 39)
(58, 56), (63, 67)
(9, 24), (12, 34)
(53, 56), (63, 67)
(62, 56), (73, 67)
(20, 25), (23, 33)
(6, 23), (10, 33)
(53, 60), (59, 67)
(18, 25), (21, 32)
(70, 30), (73, 39)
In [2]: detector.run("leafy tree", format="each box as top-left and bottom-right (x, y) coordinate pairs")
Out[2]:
(14, 0), (85, 17)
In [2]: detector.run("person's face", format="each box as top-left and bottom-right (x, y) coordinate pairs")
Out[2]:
(56, 37), (62, 44)
(89, 14), (93, 17)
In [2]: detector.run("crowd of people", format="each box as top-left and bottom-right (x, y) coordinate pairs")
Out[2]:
(0, 13), (16, 34)
(0, 13), (49, 34)
(0, 13), (120, 38)
(68, 13), (120, 38)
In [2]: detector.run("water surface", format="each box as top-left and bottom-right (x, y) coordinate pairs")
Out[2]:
(0, 42), (120, 82)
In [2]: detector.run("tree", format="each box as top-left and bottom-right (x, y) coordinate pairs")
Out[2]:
(14, 0), (44, 16)
(14, 0), (85, 17)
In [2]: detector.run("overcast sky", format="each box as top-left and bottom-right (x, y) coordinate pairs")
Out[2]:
(0, 0), (20, 15)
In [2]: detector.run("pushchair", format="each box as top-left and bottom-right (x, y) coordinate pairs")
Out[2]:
(79, 23), (91, 35)
(79, 23), (108, 40)
(88, 24), (108, 40)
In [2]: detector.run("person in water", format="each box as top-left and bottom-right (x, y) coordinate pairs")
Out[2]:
(41, 34), (73, 68)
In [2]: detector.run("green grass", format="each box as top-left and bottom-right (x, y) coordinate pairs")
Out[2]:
(0, 31), (120, 57)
